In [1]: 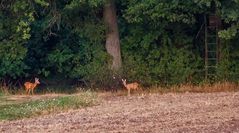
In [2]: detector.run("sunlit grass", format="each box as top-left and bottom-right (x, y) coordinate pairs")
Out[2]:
(0, 91), (97, 121)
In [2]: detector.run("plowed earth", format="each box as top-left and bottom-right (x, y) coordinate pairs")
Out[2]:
(1, 92), (239, 133)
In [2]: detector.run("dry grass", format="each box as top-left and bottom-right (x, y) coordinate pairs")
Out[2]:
(95, 82), (239, 98)
(97, 82), (239, 98)
(146, 81), (239, 94)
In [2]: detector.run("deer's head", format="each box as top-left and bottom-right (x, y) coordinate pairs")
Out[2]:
(35, 78), (40, 84)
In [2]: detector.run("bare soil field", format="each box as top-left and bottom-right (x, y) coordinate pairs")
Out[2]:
(0, 92), (239, 133)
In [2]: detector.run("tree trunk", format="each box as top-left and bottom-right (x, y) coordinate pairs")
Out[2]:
(103, 0), (122, 71)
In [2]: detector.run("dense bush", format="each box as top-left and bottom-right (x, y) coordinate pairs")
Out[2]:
(0, 40), (27, 79)
(121, 25), (202, 86)
(217, 37), (239, 82)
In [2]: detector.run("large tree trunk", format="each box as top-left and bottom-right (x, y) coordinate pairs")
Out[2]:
(103, 0), (122, 71)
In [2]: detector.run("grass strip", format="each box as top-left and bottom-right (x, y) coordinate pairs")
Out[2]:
(0, 92), (97, 121)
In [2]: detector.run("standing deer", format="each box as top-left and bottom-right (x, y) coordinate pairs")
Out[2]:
(121, 79), (140, 96)
(24, 78), (40, 95)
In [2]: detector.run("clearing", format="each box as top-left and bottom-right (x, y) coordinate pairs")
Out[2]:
(0, 92), (239, 133)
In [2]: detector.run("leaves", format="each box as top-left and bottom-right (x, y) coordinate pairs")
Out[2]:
(0, 40), (27, 78)
(0, 0), (239, 86)
(219, 23), (239, 39)
(34, 0), (49, 7)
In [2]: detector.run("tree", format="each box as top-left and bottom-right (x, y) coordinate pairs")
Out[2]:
(103, 0), (122, 71)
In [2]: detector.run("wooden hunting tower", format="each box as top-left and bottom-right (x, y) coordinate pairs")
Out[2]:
(204, 14), (221, 80)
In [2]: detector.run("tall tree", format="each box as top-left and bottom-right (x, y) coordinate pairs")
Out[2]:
(103, 0), (122, 71)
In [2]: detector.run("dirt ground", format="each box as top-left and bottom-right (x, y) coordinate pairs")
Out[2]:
(0, 92), (239, 133)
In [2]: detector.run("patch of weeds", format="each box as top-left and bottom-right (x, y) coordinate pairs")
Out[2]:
(0, 92), (4, 97)
(0, 91), (7, 103)
(0, 91), (97, 121)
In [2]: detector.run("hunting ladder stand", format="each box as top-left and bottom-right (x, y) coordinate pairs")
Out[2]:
(204, 14), (221, 80)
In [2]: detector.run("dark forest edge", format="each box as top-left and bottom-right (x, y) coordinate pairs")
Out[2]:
(0, 0), (239, 91)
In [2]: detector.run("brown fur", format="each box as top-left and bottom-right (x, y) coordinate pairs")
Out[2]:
(24, 78), (40, 95)
(122, 79), (140, 96)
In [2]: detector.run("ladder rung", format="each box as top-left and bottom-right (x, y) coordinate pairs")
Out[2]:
(208, 58), (217, 60)
(207, 26), (217, 28)
(207, 43), (217, 45)
(207, 74), (216, 76)
(207, 51), (217, 53)
(207, 72), (216, 74)
(205, 66), (217, 68)
(207, 43), (217, 44)
(207, 35), (217, 37)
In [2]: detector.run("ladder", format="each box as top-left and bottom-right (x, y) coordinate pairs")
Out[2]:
(204, 15), (220, 80)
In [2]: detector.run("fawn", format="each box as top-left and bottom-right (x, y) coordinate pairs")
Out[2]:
(24, 78), (40, 95)
(121, 79), (140, 96)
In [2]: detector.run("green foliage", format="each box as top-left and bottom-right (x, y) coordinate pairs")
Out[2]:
(0, 0), (35, 80)
(122, 0), (206, 24)
(47, 44), (74, 74)
(120, 6), (202, 86)
(12, 1), (35, 40)
(123, 0), (239, 39)
(122, 38), (200, 86)
(0, 40), (27, 78)
(218, 0), (239, 39)
(216, 39), (239, 81)
(64, 0), (105, 9)
(0, 0), (239, 89)
(34, 0), (49, 7)
(219, 23), (239, 39)
(0, 91), (4, 97)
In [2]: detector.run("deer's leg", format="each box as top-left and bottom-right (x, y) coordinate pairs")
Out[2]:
(138, 87), (143, 91)
(128, 89), (130, 96)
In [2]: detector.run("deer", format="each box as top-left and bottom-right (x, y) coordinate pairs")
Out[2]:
(121, 79), (140, 96)
(24, 78), (40, 95)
